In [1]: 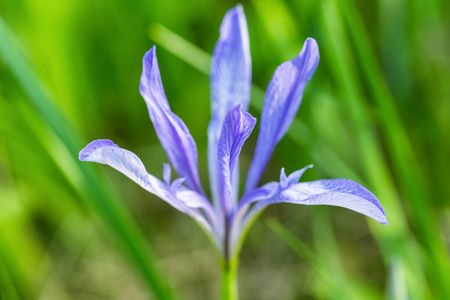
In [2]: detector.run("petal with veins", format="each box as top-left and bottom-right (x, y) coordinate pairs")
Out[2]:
(217, 104), (256, 214)
(241, 173), (388, 227)
(140, 46), (205, 195)
(245, 38), (319, 192)
(79, 140), (213, 220)
(208, 4), (252, 205)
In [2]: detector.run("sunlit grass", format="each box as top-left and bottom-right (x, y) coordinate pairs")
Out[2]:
(0, 0), (449, 299)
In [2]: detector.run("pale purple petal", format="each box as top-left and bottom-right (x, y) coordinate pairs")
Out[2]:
(208, 4), (251, 206)
(245, 38), (319, 192)
(176, 188), (219, 225)
(169, 178), (185, 193)
(229, 165), (314, 256)
(286, 164), (313, 185)
(80, 139), (158, 194)
(140, 46), (205, 195)
(279, 168), (289, 189)
(244, 177), (388, 225)
(217, 104), (256, 214)
(238, 165), (312, 209)
(163, 163), (171, 186)
(79, 140), (212, 220)
(278, 166), (313, 188)
(79, 139), (118, 160)
(231, 181), (277, 249)
(236, 182), (278, 213)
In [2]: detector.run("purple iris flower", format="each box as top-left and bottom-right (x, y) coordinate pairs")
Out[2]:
(79, 5), (387, 261)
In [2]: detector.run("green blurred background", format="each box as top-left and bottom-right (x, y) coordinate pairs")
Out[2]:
(0, 0), (449, 299)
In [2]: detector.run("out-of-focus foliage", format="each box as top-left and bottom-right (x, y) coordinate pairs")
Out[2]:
(0, 0), (449, 299)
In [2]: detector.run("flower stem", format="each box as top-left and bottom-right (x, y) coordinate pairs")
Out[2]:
(220, 258), (238, 300)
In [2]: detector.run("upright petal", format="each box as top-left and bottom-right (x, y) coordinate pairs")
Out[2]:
(208, 4), (251, 205)
(217, 105), (256, 214)
(245, 38), (319, 192)
(140, 46), (205, 195)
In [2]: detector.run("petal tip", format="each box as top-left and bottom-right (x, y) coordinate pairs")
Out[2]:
(297, 37), (320, 67)
(220, 3), (248, 42)
(143, 45), (157, 66)
(228, 3), (244, 17)
(234, 3), (244, 14)
(140, 45), (162, 98)
(279, 168), (288, 189)
(304, 38), (319, 53)
(305, 37), (318, 47)
(79, 139), (118, 161)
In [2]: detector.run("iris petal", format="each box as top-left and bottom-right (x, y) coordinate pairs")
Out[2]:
(140, 46), (205, 195)
(79, 140), (214, 221)
(245, 38), (319, 192)
(217, 104), (256, 214)
(208, 4), (252, 205)
(232, 175), (387, 256)
(241, 172), (388, 226)
(163, 163), (171, 186)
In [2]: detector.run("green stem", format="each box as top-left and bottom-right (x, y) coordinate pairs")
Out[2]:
(220, 258), (238, 300)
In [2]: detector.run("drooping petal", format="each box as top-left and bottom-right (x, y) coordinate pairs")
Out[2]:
(140, 46), (205, 195)
(217, 104), (256, 214)
(80, 139), (158, 194)
(208, 4), (251, 205)
(79, 140), (213, 219)
(79, 139), (118, 160)
(245, 38), (319, 192)
(242, 174), (388, 225)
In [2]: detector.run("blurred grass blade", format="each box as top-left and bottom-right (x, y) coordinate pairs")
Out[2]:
(148, 23), (211, 75)
(0, 16), (174, 300)
(378, 0), (412, 101)
(251, 0), (302, 60)
(311, 209), (383, 300)
(386, 258), (410, 300)
(0, 243), (21, 300)
(266, 219), (315, 261)
(249, 3), (421, 295)
(321, 0), (449, 297)
(267, 218), (369, 300)
(337, 0), (450, 288)
(319, 0), (435, 298)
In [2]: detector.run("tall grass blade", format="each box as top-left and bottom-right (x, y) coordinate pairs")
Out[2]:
(0, 243), (22, 300)
(251, 0), (302, 60)
(0, 16), (174, 300)
(386, 258), (410, 300)
(337, 2), (450, 295)
(319, 0), (433, 298)
(267, 218), (377, 300)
